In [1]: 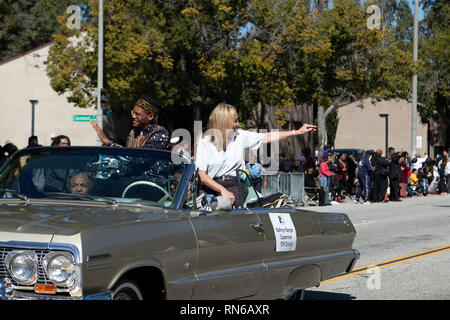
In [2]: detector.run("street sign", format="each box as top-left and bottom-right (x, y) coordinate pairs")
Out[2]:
(73, 115), (97, 122)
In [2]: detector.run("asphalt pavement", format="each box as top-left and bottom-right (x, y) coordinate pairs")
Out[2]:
(301, 193), (450, 300)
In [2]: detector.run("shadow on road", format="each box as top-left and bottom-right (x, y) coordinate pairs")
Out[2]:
(304, 290), (357, 300)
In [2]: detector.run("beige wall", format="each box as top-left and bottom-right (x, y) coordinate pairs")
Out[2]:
(0, 44), (98, 149)
(334, 99), (428, 157)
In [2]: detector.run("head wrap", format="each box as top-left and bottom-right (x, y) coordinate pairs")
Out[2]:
(134, 95), (161, 116)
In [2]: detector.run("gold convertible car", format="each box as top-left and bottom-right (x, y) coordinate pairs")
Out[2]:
(0, 147), (359, 300)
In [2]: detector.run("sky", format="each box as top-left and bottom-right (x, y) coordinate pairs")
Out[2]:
(408, 0), (425, 20)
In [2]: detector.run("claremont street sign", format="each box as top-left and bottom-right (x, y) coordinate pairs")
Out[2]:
(73, 115), (96, 122)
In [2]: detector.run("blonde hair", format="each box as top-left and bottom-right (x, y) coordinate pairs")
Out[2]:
(206, 103), (237, 151)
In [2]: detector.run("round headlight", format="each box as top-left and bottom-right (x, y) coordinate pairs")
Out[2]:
(43, 252), (74, 284)
(5, 251), (38, 285)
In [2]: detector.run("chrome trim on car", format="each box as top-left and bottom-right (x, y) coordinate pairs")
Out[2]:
(48, 243), (82, 264)
(13, 291), (112, 300)
(0, 279), (15, 300)
(196, 264), (267, 281)
(87, 253), (111, 261)
(2, 277), (110, 300)
(5, 250), (38, 285)
(0, 241), (48, 250)
(0, 241), (81, 264)
(347, 249), (360, 272)
(0, 241), (82, 294)
(264, 250), (358, 270)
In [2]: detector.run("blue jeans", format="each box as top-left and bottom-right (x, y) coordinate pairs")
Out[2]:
(320, 176), (330, 205)
(419, 181), (428, 195)
(356, 174), (371, 201)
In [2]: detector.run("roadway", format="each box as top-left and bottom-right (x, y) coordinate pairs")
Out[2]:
(302, 194), (450, 300)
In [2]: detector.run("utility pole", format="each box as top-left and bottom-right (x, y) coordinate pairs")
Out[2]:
(379, 114), (389, 157)
(96, 0), (104, 146)
(411, 0), (419, 156)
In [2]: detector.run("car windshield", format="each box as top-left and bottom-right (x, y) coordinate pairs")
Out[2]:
(0, 147), (191, 208)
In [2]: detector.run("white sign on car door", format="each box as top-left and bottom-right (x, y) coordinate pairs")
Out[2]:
(269, 213), (297, 252)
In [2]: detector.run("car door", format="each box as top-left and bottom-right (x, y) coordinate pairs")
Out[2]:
(189, 208), (266, 299)
(252, 207), (324, 299)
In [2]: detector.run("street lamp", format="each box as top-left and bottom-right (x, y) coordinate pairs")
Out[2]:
(29, 99), (38, 136)
(97, 0), (104, 146)
(379, 113), (389, 157)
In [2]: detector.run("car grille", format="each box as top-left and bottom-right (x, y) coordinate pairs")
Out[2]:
(0, 247), (70, 292)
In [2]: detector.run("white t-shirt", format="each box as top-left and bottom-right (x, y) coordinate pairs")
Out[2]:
(195, 129), (265, 178)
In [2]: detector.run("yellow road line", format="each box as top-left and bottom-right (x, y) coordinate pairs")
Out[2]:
(321, 245), (450, 284)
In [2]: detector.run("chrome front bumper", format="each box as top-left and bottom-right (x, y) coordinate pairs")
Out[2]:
(0, 279), (112, 300)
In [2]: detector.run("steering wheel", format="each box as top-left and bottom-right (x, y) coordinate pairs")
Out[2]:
(122, 181), (172, 204)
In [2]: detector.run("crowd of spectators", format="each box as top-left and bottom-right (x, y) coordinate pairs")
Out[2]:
(0, 135), (71, 168)
(2, 134), (449, 207)
(288, 146), (449, 206)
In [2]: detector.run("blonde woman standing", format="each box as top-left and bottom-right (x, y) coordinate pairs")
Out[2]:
(195, 103), (316, 208)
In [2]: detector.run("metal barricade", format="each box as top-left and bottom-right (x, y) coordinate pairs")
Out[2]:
(262, 172), (305, 206)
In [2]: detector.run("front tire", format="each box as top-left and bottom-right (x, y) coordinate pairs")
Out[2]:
(289, 289), (305, 300)
(112, 280), (143, 300)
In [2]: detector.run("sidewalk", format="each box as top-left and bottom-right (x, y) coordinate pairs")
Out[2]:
(301, 191), (449, 211)
(306, 190), (448, 208)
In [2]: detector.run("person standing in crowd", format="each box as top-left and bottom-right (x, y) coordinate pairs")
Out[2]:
(372, 149), (390, 202)
(27, 135), (42, 148)
(297, 156), (306, 173)
(388, 147), (396, 160)
(399, 152), (410, 198)
(446, 155), (450, 193)
(335, 153), (347, 203)
(417, 166), (430, 196)
(327, 152), (339, 203)
(51, 135), (71, 146)
(302, 147), (316, 170)
(319, 152), (332, 206)
(279, 152), (291, 172)
(345, 152), (357, 196)
(438, 153), (448, 195)
(195, 103), (316, 208)
(439, 150), (450, 194)
(389, 152), (402, 201)
(90, 95), (170, 150)
(355, 150), (373, 204)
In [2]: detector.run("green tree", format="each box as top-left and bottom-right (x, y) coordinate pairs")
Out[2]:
(46, 0), (296, 124)
(45, 0), (416, 152)
(419, 0), (449, 147)
(0, 0), (88, 61)
(290, 0), (415, 154)
(47, 0), (181, 110)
